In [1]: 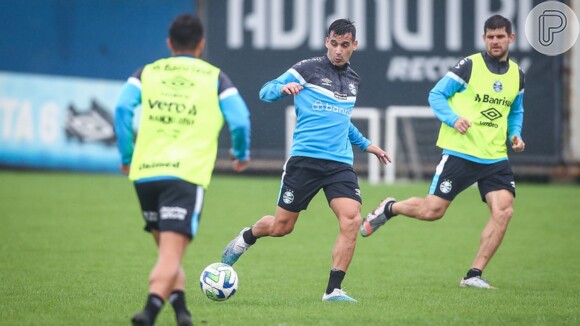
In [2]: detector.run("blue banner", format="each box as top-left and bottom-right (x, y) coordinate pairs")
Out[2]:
(0, 71), (127, 172)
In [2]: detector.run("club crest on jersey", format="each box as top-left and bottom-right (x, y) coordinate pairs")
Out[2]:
(348, 83), (357, 95)
(283, 189), (295, 204)
(439, 180), (453, 194)
(493, 80), (503, 92)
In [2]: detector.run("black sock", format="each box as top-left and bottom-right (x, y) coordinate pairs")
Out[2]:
(168, 290), (190, 318)
(384, 201), (397, 219)
(143, 293), (164, 322)
(465, 268), (482, 279)
(326, 269), (346, 295)
(242, 227), (257, 245)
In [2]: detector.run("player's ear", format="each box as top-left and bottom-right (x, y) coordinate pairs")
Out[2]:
(508, 33), (515, 44)
(197, 38), (206, 53)
(166, 38), (173, 51)
(353, 39), (358, 51)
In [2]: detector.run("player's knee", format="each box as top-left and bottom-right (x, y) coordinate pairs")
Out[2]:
(270, 224), (293, 237)
(421, 208), (445, 221)
(495, 206), (513, 223)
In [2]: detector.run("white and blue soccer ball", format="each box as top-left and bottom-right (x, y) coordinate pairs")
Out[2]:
(199, 262), (238, 301)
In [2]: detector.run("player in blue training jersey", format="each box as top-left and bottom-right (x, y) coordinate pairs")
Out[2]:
(361, 15), (526, 289)
(221, 19), (391, 302)
(115, 14), (251, 326)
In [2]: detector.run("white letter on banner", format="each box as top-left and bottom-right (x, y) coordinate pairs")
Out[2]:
(309, 0), (327, 50)
(14, 100), (34, 142)
(375, 0), (392, 50)
(446, 0), (462, 51)
(227, 0), (268, 49)
(270, 0), (308, 49)
(0, 98), (19, 140)
(393, 0), (433, 50)
(39, 102), (60, 144)
(227, 0), (244, 48)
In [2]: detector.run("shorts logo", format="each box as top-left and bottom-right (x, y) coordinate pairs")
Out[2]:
(160, 206), (187, 220)
(143, 211), (159, 222)
(282, 190), (295, 204)
(439, 180), (453, 194)
(355, 188), (361, 198)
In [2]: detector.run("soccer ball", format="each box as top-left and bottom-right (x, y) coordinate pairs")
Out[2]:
(199, 262), (238, 301)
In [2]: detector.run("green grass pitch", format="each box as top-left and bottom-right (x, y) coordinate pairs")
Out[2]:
(0, 171), (579, 325)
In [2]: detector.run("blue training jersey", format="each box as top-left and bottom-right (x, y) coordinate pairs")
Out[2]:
(259, 55), (370, 165)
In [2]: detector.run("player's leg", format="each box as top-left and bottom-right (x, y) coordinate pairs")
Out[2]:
(321, 169), (361, 302)
(222, 156), (319, 266)
(133, 180), (199, 325)
(221, 207), (300, 266)
(361, 154), (469, 236)
(460, 161), (515, 289)
(321, 197), (361, 302)
(391, 195), (451, 220)
(460, 189), (513, 289)
(149, 231), (190, 298)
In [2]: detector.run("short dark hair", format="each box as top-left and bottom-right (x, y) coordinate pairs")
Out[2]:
(484, 15), (512, 35)
(169, 14), (204, 50)
(328, 19), (356, 40)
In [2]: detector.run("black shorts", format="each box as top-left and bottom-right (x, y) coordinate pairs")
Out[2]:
(134, 179), (204, 238)
(428, 154), (516, 202)
(277, 156), (362, 212)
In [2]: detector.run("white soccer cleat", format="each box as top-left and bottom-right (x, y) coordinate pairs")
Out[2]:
(221, 227), (252, 266)
(460, 276), (496, 289)
(322, 288), (358, 302)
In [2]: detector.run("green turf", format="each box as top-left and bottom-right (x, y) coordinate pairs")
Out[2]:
(0, 171), (578, 325)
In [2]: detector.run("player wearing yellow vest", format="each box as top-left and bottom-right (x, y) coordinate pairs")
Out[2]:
(114, 14), (251, 326)
(361, 15), (526, 289)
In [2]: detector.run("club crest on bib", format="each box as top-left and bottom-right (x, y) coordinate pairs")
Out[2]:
(493, 80), (503, 92)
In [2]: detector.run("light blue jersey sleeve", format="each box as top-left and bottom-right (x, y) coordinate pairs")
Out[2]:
(259, 71), (300, 103)
(428, 73), (466, 128)
(219, 87), (251, 161)
(507, 90), (524, 143)
(114, 78), (141, 165)
(348, 123), (371, 151)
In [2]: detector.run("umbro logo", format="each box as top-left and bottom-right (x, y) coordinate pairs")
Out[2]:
(481, 108), (502, 121)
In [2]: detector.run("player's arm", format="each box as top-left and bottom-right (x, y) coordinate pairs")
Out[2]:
(259, 68), (304, 102)
(218, 72), (251, 171)
(428, 57), (472, 132)
(508, 68), (525, 152)
(114, 74), (142, 173)
(348, 123), (391, 164)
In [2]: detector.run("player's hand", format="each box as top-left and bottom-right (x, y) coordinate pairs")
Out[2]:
(232, 158), (250, 172)
(281, 82), (303, 95)
(454, 117), (472, 135)
(119, 164), (130, 175)
(511, 135), (525, 152)
(366, 144), (392, 165)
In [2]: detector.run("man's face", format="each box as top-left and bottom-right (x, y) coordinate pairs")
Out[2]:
(483, 27), (514, 61)
(325, 31), (358, 67)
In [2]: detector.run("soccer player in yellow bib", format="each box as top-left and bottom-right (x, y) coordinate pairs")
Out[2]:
(114, 14), (251, 326)
(361, 15), (526, 289)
